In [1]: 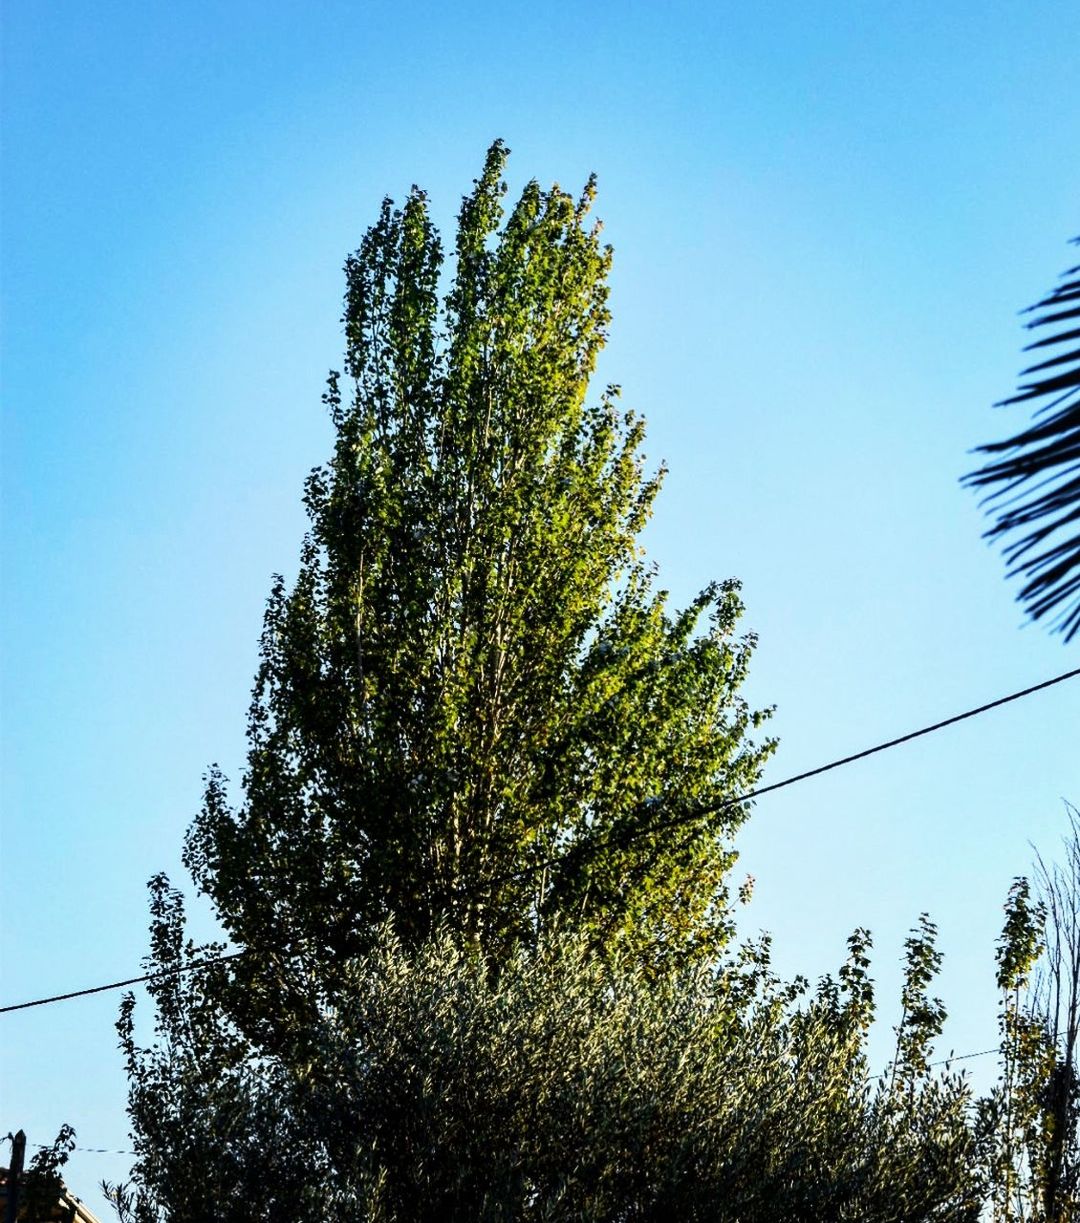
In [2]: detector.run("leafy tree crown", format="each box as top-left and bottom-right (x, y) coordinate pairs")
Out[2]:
(183, 141), (773, 980)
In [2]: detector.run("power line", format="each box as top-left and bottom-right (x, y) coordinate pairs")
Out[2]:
(0, 953), (245, 1016)
(866, 1029), (1074, 1081)
(2, 665), (1078, 1017)
(867, 1047), (999, 1081)
(28, 1142), (137, 1156)
(482, 663), (1080, 891)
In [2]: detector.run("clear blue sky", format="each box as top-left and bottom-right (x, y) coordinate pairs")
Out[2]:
(3, 1), (1078, 1213)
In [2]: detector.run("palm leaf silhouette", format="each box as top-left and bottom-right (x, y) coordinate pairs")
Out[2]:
(965, 237), (1080, 641)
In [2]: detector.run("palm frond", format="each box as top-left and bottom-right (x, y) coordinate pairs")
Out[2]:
(965, 237), (1080, 640)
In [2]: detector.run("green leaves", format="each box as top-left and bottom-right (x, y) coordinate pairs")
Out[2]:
(997, 878), (1046, 995)
(890, 914), (947, 1090)
(116, 149), (1080, 1223)
(182, 142), (772, 980)
(116, 921), (987, 1222)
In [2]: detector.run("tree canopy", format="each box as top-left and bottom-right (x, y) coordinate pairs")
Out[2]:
(182, 139), (773, 993)
(112, 145), (1080, 1223)
(114, 888), (989, 1223)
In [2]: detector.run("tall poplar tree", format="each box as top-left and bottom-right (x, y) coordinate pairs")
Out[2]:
(182, 140), (773, 985)
(114, 146), (1027, 1223)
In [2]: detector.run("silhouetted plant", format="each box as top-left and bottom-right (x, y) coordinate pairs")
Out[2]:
(110, 887), (986, 1222)
(965, 238), (1080, 640)
(1030, 806), (1080, 1219)
(978, 816), (1080, 1222)
(9, 1125), (77, 1221)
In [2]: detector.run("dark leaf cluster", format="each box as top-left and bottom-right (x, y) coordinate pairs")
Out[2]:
(966, 238), (1080, 639)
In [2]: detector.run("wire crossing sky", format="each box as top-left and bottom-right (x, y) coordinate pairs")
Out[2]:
(3, 664), (1078, 1016)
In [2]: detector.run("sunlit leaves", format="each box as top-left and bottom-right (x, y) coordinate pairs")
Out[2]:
(183, 142), (773, 982)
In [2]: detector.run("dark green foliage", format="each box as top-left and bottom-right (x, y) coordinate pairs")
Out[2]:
(117, 143), (785, 1219)
(115, 147), (1071, 1223)
(1028, 809), (1080, 1219)
(5, 1125), (76, 1222)
(112, 882), (985, 1223)
(965, 237), (1080, 640)
(891, 914), (948, 1091)
(182, 141), (772, 989)
(977, 826), (1080, 1221)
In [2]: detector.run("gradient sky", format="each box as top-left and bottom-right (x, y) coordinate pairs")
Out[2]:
(3, 2), (1079, 1214)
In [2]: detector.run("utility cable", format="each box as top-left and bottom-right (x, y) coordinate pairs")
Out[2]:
(28, 1143), (137, 1156)
(2, 665), (1078, 1017)
(0, 953), (245, 1015)
(481, 663), (1080, 892)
